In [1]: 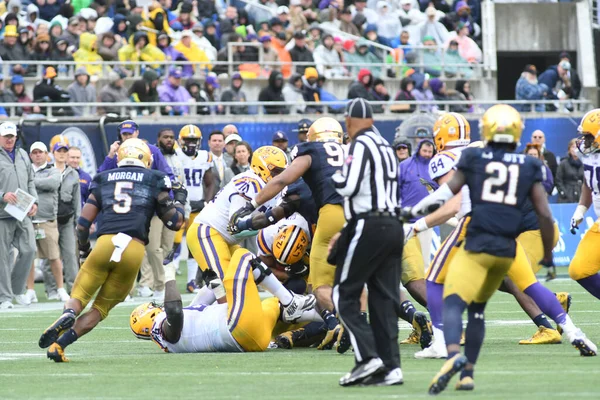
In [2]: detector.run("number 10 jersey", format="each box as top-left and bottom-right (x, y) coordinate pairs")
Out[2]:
(176, 148), (213, 203)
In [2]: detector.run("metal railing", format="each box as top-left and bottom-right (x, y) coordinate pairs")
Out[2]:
(0, 99), (591, 118)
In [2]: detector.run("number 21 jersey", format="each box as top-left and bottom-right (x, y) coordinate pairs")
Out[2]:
(291, 142), (343, 209)
(457, 147), (544, 257)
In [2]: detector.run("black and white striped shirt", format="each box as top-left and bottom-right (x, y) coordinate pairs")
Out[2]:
(332, 128), (399, 221)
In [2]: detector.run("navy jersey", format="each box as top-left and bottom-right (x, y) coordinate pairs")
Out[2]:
(518, 199), (539, 234)
(90, 166), (171, 244)
(290, 142), (343, 209)
(285, 178), (318, 228)
(457, 147), (545, 257)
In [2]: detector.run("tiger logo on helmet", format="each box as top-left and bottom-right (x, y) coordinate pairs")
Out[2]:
(117, 138), (152, 168)
(479, 104), (524, 144)
(250, 146), (288, 183)
(576, 108), (600, 155)
(130, 302), (163, 340)
(307, 117), (344, 144)
(273, 225), (310, 266)
(433, 113), (470, 151)
(179, 124), (202, 157)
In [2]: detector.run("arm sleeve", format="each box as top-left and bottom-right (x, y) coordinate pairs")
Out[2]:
(332, 140), (368, 197)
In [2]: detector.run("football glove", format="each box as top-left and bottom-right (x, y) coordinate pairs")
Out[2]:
(190, 200), (205, 214)
(228, 203), (256, 234)
(317, 324), (343, 350)
(570, 205), (588, 234)
(78, 241), (91, 265)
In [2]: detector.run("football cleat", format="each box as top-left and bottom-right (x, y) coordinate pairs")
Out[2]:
(360, 368), (403, 386)
(339, 357), (385, 387)
(282, 293), (316, 323)
(400, 329), (419, 345)
(414, 343), (447, 359)
(518, 326), (562, 345)
(47, 343), (69, 363)
(428, 354), (468, 396)
(274, 328), (308, 349)
(413, 311), (433, 349)
(455, 376), (475, 391)
(555, 292), (572, 334)
(39, 312), (76, 349)
(569, 329), (597, 357)
(186, 280), (200, 294)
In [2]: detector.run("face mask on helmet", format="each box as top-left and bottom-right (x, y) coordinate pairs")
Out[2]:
(181, 138), (199, 156)
(576, 133), (598, 155)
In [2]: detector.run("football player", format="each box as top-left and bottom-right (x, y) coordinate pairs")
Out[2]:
(229, 117), (350, 351)
(130, 248), (317, 353)
(167, 125), (216, 293)
(38, 139), (186, 362)
(569, 109), (600, 299)
(407, 105), (596, 395)
(185, 146), (288, 305)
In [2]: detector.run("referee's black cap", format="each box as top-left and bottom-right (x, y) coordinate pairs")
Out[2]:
(345, 98), (373, 119)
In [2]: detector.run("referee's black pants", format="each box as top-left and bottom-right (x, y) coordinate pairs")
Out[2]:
(332, 215), (404, 370)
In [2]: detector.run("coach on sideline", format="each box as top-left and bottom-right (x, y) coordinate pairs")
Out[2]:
(329, 98), (404, 387)
(0, 122), (38, 309)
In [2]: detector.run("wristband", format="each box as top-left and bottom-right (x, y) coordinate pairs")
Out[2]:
(251, 199), (259, 209)
(414, 217), (429, 232)
(573, 204), (589, 221)
(265, 209), (277, 224)
(237, 217), (254, 231)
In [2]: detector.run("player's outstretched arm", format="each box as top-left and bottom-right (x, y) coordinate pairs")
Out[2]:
(203, 168), (218, 203)
(253, 156), (311, 208)
(530, 182), (555, 264)
(76, 194), (100, 263)
(410, 170), (465, 218)
(570, 183), (592, 234)
(161, 280), (184, 344)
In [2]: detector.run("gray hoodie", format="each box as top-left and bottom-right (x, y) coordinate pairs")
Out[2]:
(58, 166), (81, 222)
(68, 68), (97, 116)
(32, 164), (61, 222)
(0, 146), (38, 220)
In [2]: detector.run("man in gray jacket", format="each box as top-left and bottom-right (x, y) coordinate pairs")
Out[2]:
(67, 68), (97, 117)
(41, 141), (81, 298)
(28, 142), (70, 303)
(0, 122), (38, 309)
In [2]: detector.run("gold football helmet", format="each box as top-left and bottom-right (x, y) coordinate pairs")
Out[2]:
(308, 117), (343, 144)
(250, 146), (288, 183)
(433, 113), (471, 151)
(117, 138), (152, 168)
(130, 302), (163, 340)
(179, 124), (202, 156)
(479, 104), (524, 144)
(273, 225), (310, 266)
(576, 109), (600, 154)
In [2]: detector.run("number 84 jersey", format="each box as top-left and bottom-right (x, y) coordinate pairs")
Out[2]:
(428, 146), (471, 219)
(290, 142), (344, 209)
(582, 152), (600, 217)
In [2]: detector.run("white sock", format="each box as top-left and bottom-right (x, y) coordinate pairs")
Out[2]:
(252, 268), (293, 306)
(187, 258), (198, 282)
(297, 309), (322, 323)
(189, 286), (216, 306)
(558, 314), (578, 337)
(432, 326), (446, 348)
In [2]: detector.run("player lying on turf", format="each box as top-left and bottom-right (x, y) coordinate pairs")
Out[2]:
(130, 248), (317, 352)
(406, 105), (597, 396)
(38, 139), (186, 362)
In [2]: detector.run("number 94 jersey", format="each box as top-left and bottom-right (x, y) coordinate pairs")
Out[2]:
(176, 148), (213, 202)
(582, 152), (600, 217)
(90, 166), (171, 245)
(290, 142), (343, 209)
(457, 147), (544, 258)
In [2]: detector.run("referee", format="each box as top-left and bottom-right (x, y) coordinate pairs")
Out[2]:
(330, 98), (404, 387)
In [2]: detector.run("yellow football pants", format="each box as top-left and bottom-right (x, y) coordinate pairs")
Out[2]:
(444, 243), (513, 304)
(402, 234), (425, 284)
(569, 220), (600, 280)
(174, 211), (200, 244)
(426, 217), (470, 284)
(515, 223), (560, 274)
(225, 248), (280, 352)
(187, 223), (241, 279)
(309, 204), (345, 290)
(70, 235), (145, 319)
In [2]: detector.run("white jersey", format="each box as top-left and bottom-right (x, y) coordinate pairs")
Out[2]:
(164, 152), (185, 186)
(195, 170), (281, 244)
(176, 148), (213, 202)
(582, 152), (600, 216)
(428, 146), (471, 219)
(151, 304), (242, 353)
(256, 212), (311, 258)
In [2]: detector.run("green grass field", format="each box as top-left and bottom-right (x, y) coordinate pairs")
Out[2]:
(1, 268), (599, 400)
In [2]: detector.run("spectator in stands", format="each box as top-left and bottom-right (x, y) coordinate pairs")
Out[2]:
(97, 67), (129, 115)
(73, 32), (103, 78)
(18, 27), (34, 55)
(317, 6), (340, 33)
(174, 30), (212, 73)
(419, 6), (448, 46)
(430, 77), (469, 113)
(142, 2), (172, 46)
(119, 31), (166, 71)
(444, 39), (473, 79)
(313, 34), (345, 79)
(213, 33), (256, 75)
(196, 0), (218, 20)
(259, 70), (289, 115)
(421, 36), (442, 77)
(393, 138), (412, 162)
(538, 60), (573, 104)
(342, 40), (360, 76)
(209, 131), (234, 189)
(185, 79), (205, 112)
(68, 67), (97, 116)
(556, 138), (584, 203)
(348, 68), (374, 101)
(410, 71), (437, 112)
(354, 40), (382, 78)
(289, 30), (314, 75)
(444, 1), (478, 39)
(391, 31), (412, 59)
(515, 64), (548, 113)
(204, 22), (220, 51)
(259, 35), (277, 70)
(230, 141), (253, 175)
(191, 23), (217, 61)
(376, 2), (402, 44)
(301, 67), (322, 114)
(10, 75), (40, 115)
(63, 16), (81, 48)
(112, 14), (129, 41)
(97, 31), (122, 61)
(223, 131), (241, 167)
(398, 0), (425, 26)
(524, 143), (554, 195)
(363, 25), (387, 61)
(272, 32), (292, 78)
(33, 67), (71, 115)
(352, 0), (378, 25)
(39, 0), (61, 22)
(247, 0), (277, 26)
(51, 38), (74, 71)
(283, 73), (306, 114)
(370, 78), (390, 114)
(173, 1), (196, 31)
(156, 32), (190, 76)
(445, 21), (481, 63)
(219, 72), (249, 115)
(290, 0), (309, 32)
(0, 75), (18, 111)
(197, 76), (222, 114)
(79, 8), (99, 33)
(50, 20), (64, 41)
(129, 69), (160, 114)
(530, 129), (558, 180)
(0, 26), (28, 75)
(391, 76), (416, 113)
(157, 68), (194, 116)
(455, 79), (475, 113)
(558, 52), (581, 100)
(338, 7), (359, 36)
(219, 6), (239, 47)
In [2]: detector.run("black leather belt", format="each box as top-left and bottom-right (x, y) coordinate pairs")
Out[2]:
(356, 211), (397, 219)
